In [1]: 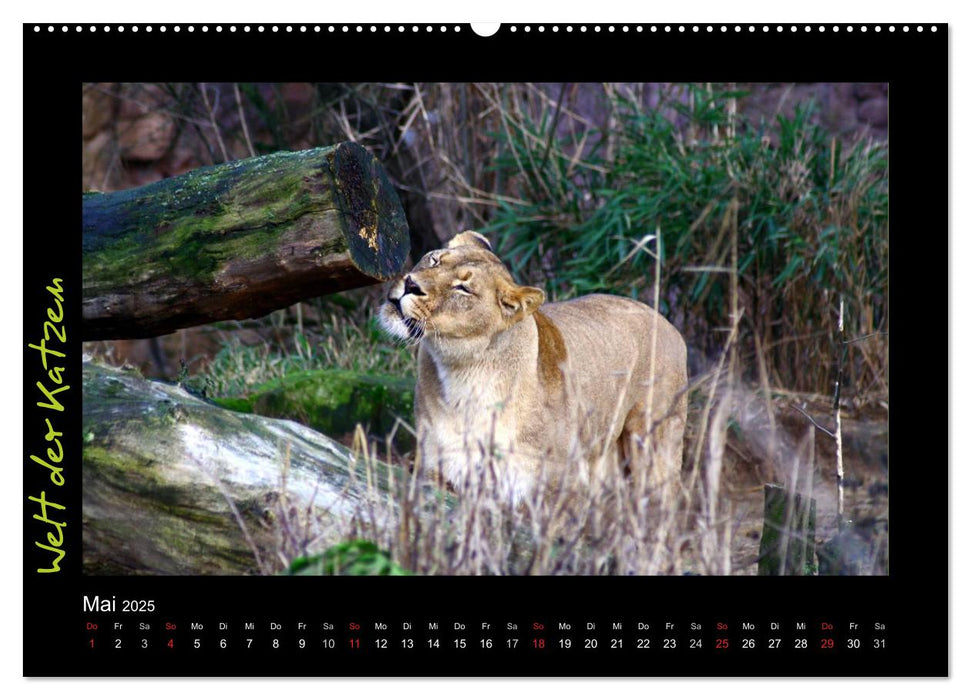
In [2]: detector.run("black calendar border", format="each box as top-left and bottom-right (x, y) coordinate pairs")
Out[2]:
(23, 23), (948, 677)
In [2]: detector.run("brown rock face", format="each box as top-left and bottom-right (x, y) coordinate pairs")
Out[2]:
(115, 85), (176, 161)
(853, 83), (888, 101)
(857, 97), (889, 129)
(82, 83), (116, 139)
(117, 112), (176, 161)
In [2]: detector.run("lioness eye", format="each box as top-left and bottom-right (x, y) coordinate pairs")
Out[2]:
(452, 283), (472, 295)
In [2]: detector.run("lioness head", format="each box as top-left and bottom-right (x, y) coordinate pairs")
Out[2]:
(379, 231), (545, 359)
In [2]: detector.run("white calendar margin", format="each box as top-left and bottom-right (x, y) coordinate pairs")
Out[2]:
(2, 1), (963, 697)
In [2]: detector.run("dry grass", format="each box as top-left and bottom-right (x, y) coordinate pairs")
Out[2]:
(252, 301), (888, 577)
(257, 326), (777, 577)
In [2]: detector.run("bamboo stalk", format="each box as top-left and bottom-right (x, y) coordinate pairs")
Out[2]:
(835, 296), (846, 533)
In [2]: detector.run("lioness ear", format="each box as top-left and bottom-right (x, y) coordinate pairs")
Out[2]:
(447, 230), (493, 251)
(498, 283), (546, 324)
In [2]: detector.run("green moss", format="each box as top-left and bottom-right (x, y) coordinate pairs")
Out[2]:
(220, 368), (414, 448)
(211, 396), (254, 413)
(283, 539), (412, 576)
(82, 148), (344, 291)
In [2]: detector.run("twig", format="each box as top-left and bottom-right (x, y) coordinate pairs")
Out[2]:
(198, 83), (230, 162)
(605, 231), (656, 277)
(843, 330), (888, 345)
(233, 83), (256, 158)
(538, 82), (568, 174)
(790, 403), (836, 438)
(834, 296), (846, 533)
(753, 331), (782, 473)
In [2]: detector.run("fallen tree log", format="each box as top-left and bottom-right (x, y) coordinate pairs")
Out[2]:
(81, 361), (430, 575)
(82, 142), (409, 340)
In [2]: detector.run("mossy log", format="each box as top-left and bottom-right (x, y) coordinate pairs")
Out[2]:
(82, 361), (425, 575)
(82, 142), (409, 340)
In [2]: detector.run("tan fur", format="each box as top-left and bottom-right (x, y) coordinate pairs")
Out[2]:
(379, 232), (688, 505)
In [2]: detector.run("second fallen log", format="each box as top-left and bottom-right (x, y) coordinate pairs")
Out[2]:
(82, 142), (409, 340)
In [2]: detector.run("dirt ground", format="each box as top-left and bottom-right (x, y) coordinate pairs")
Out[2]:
(711, 394), (889, 575)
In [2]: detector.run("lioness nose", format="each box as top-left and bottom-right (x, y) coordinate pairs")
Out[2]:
(403, 275), (425, 297)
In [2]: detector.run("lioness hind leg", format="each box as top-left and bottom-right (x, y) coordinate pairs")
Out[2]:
(619, 402), (657, 491)
(654, 408), (685, 509)
(620, 400), (684, 512)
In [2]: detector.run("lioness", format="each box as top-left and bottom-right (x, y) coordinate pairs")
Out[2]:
(379, 231), (687, 505)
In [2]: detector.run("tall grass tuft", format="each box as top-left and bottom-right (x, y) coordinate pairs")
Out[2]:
(486, 84), (889, 398)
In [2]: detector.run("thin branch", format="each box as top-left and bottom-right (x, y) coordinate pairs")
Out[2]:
(199, 83), (230, 162)
(834, 296), (846, 533)
(844, 330), (888, 345)
(234, 83), (256, 158)
(790, 403), (836, 438)
(538, 82), (568, 173)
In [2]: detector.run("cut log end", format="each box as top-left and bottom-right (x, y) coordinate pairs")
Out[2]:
(330, 142), (410, 282)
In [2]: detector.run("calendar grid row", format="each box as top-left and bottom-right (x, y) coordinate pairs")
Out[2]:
(84, 618), (889, 654)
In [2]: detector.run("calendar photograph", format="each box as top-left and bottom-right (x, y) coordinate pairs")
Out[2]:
(78, 80), (890, 578)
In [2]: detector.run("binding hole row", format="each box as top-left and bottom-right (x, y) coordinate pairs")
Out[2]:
(33, 24), (938, 34)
